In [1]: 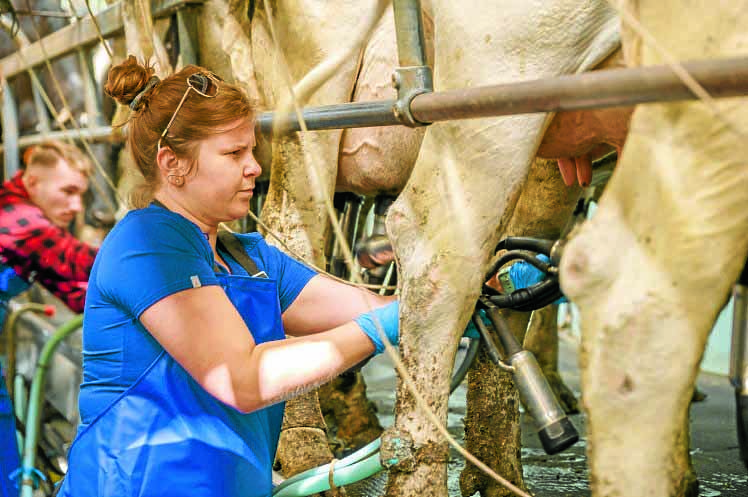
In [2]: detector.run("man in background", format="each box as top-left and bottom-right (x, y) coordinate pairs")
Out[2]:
(0, 141), (99, 496)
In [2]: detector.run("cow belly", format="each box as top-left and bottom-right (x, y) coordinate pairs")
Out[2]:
(336, 4), (432, 196)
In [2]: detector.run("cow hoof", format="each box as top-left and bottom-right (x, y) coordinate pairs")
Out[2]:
(691, 386), (708, 403)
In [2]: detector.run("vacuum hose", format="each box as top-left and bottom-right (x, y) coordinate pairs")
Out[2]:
(19, 314), (82, 497)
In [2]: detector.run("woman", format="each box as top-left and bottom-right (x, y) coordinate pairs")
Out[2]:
(58, 56), (399, 497)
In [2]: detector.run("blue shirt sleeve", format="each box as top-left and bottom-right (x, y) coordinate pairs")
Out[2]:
(96, 210), (220, 318)
(234, 233), (317, 312)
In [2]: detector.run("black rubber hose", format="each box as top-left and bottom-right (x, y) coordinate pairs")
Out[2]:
(483, 306), (523, 357)
(494, 237), (555, 255)
(450, 336), (480, 392)
(488, 279), (563, 312)
(510, 281), (564, 312)
(470, 310), (504, 366)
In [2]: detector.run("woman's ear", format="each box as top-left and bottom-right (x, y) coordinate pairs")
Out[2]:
(156, 146), (184, 177)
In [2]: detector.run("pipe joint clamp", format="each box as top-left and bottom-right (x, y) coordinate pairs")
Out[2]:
(392, 65), (433, 127)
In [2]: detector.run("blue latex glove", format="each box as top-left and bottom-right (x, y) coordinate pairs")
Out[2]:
(507, 254), (567, 304)
(463, 310), (488, 339)
(354, 300), (400, 354)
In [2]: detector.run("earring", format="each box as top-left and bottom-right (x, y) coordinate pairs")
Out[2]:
(168, 174), (184, 187)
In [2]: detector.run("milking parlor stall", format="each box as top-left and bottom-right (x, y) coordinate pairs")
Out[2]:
(1, 0), (748, 496)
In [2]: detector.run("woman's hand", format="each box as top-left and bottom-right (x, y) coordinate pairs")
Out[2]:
(354, 300), (399, 354)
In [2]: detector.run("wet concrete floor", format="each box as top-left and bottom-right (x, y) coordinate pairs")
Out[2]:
(361, 337), (748, 496)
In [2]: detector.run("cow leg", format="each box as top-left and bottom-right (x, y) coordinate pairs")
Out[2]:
(524, 305), (580, 414)
(561, 3), (748, 495)
(384, 116), (547, 496)
(318, 372), (383, 454)
(262, 133), (342, 477)
(460, 310), (531, 497)
(460, 158), (581, 496)
(249, 0), (378, 476)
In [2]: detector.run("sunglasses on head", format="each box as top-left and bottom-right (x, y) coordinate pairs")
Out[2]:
(158, 72), (222, 150)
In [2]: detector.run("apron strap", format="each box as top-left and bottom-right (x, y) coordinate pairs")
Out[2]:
(217, 230), (266, 278)
(151, 199), (265, 278)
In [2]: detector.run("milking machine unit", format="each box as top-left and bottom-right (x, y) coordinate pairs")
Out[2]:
(730, 259), (748, 470)
(476, 236), (579, 455)
(355, 230), (580, 454)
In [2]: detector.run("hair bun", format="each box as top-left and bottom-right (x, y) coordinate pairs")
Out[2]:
(105, 55), (156, 108)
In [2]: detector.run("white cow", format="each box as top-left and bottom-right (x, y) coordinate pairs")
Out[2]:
(195, 0), (743, 495)
(561, 1), (748, 495)
(384, 0), (746, 496)
(196, 0), (626, 493)
(384, 1), (619, 495)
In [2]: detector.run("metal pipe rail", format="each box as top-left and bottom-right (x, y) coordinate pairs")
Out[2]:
(1, 0), (203, 177)
(3, 55), (746, 149)
(257, 55), (748, 134)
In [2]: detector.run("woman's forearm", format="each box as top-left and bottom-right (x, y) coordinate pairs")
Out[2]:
(283, 275), (397, 336)
(231, 321), (375, 413)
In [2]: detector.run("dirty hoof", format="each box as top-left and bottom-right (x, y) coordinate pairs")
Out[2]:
(691, 386), (708, 403)
(343, 469), (388, 497)
(545, 371), (580, 415)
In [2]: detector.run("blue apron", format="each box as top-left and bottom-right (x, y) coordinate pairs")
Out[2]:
(59, 266), (286, 497)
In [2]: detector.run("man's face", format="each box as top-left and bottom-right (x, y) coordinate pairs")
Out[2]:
(25, 159), (89, 229)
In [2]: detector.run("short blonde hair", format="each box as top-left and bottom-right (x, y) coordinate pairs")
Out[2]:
(23, 140), (93, 176)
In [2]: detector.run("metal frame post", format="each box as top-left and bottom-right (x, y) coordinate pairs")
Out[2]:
(2, 81), (20, 178)
(77, 47), (105, 127)
(392, 0), (432, 126)
(176, 6), (201, 66)
(30, 79), (51, 134)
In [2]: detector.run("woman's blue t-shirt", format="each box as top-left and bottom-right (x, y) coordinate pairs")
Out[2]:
(78, 204), (316, 425)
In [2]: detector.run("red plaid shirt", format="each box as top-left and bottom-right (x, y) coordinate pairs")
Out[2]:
(0, 172), (97, 312)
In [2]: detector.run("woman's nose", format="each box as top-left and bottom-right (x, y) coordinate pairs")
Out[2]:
(244, 153), (262, 177)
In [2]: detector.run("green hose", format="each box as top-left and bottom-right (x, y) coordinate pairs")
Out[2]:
(273, 439), (383, 497)
(13, 374), (26, 427)
(2, 302), (55, 398)
(19, 314), (82, 497)
(272, 337), (480, 496)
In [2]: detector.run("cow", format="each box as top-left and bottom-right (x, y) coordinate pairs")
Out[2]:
(382, 1), (621, 495)
(381, 0), (745, 495)
(559, 1), (748, 495)
(195, 0), (631, 493)
(119, 0), (738, 495)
